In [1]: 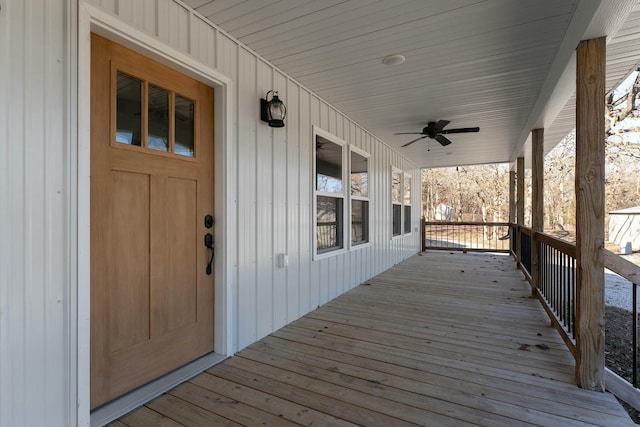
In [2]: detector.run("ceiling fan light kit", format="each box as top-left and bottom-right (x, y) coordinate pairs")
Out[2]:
(395, 120), (480, 147)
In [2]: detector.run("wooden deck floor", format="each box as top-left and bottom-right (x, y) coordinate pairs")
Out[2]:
(110, 251), (634, 426)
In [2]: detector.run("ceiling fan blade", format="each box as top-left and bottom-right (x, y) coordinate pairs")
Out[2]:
(401, 135), (428, 147)
(441, 127), (480, 134)
(394, 132), (423, 135)
(435, 134), (453, 146)
(434, 120), (450, 131)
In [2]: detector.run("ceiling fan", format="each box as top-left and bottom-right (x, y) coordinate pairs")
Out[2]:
(395, 120), (479, 147)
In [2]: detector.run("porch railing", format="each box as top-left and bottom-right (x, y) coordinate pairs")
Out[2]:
(422, 220), (510, 252)
(423, 220), (640, 410)
(509, 226), (577, 354)
(510, 224), (640, 410)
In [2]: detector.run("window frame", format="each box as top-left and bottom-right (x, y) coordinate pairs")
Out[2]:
(391, 167), (414, 238)
(313, 126), (348, 260)
(403, 172), (412, 235)
(112, 65), (199, 161)
(349, 146), (371, 249)
(391, 166), (403, 238)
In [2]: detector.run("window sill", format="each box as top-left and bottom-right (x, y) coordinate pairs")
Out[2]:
(314, 247), (347, 261)
(350, 242), (372, 251)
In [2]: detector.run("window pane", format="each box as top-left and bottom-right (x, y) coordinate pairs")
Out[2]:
(116, 72), (142, 147)
(350, 152), (368, 197)
(148, 84), (169, 152)
(175, 95), (195, 157)
(404, 205), (412, 234)
(392, 169), (402, 203)
(352, 200), (369, 245)
(404, 175), (411, 205)
(392, 204), (402, 236)
(316, 137), (343, 193)
(317, 196), (343, 252)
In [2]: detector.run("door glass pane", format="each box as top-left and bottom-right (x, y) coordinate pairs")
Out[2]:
(116, 72), (142, 147)
(148, 85), (169, 152)
(175, 95), (195, 157)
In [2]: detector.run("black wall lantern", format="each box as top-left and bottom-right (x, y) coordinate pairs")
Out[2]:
(260, 90), (286, 128)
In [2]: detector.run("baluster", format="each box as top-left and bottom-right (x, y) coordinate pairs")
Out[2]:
(634, 283), (638, 388)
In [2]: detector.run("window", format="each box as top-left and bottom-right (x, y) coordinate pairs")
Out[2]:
(392, 168), (402, 236)
(392, 168), (412, 237)
(350, 148), (369, 245)
(315, 128), (346, 255)
(404, 173), (412, 234)
(313, 127), (372, 256)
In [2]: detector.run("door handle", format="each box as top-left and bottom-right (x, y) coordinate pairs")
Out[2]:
(204, 232), (214, 275)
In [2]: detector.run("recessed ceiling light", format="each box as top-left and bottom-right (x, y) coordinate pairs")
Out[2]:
(382, 54), (405, 65)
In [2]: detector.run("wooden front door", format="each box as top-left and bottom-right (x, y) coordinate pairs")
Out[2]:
(90, 34), (215, 408)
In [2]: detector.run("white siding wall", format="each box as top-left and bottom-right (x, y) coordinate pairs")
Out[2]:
(0, 1), (77, 427)
(85, 0), (421, 352)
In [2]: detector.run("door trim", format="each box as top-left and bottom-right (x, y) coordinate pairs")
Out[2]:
(78, 2), (234, 425)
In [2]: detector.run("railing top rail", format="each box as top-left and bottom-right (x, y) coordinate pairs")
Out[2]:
(424, 221), (510, 227)
(602, 248), (640, 285)
(535, 231), (576, 257)
(519, 226), (533, 237)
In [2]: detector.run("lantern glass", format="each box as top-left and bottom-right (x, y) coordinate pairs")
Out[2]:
(262, 91), (286, 128)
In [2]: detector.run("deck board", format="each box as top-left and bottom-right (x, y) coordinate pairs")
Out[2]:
(112, 251), (634, 426)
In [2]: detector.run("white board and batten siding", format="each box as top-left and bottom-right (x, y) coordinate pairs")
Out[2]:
(1, 0), (420, 425)
(609, 206), (640, 252)
(0, 1), (78, 427)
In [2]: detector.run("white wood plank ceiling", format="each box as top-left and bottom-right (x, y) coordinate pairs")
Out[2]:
(184, 0), (640, 168)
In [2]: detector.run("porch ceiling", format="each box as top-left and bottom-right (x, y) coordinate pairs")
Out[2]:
(185, 0), (639, 168)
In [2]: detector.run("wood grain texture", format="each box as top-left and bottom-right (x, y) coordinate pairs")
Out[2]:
(509, 170), (516, 223)
(575, 37), (606, 391)
(602, 248), (640, 284)
(114, 252), (633, 426)
(606, 368), (640, 412)
(91, 34), (215, 407)
(531, 129), (544, 296)
(531, 129), (544, 234)
(516, 157), (525, 263)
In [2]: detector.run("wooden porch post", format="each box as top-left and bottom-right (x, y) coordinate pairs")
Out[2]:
(531, 129), (544, 295)
(509, 170), (516, 223)
(509, 169), (516, 256)
(516, 157), (525, 264)
(575, 37), (606, 391)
